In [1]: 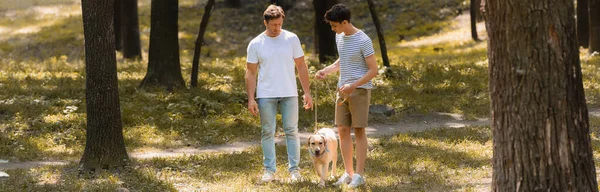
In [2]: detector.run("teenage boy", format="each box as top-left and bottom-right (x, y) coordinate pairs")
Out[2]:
(315, 3), (378, 188)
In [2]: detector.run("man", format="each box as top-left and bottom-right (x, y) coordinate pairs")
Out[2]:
(315, 3), (378, 188)
(245, 4), (313, 183)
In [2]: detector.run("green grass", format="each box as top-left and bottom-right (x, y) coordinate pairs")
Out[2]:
(1, 126), (493, 191)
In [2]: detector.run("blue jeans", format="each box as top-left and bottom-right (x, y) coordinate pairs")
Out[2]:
(257, 97), (300, 173)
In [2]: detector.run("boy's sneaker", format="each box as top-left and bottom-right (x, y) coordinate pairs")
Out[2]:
(348, 173), (365, 188)
(290, 170), (302, 182)
(333, 172), (352, 186)
(261, 171), (275, 183)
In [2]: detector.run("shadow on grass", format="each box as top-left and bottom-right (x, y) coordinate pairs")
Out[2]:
(0, 163), (177, 191)
(406, 126), (492, 145)
(367, 133), (491, 191)
(372, 47), (489, 119)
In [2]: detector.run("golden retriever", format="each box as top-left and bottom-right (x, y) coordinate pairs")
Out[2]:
(307, 128), (338, 186)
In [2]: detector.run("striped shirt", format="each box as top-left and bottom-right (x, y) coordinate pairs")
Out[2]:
(336, 30), (375, 89)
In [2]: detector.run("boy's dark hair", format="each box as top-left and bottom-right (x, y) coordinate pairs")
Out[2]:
(324, 4), (351, 23)
(263, 5), (285, 22)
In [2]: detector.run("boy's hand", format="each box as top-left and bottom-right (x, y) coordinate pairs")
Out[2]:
(315, 70), (326, 80)
(339, 83), (357, 95)
(248, 99), (259, 116)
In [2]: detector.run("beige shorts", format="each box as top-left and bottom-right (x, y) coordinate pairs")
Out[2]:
(335, 88), (371, 128)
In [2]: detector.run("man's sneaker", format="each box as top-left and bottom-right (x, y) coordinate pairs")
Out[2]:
(348, 173), (365, 188)
(333, 172), (352, 186)
(261, 171), (275, 183)
(290, 170), (302, 182)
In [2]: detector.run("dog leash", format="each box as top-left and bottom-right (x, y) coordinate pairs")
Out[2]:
(314, 83), (318, 133)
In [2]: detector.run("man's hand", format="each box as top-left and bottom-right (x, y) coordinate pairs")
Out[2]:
(248, 99), (259, 116)
(315, 70), (326, 80)
(302, 94), (314, 110)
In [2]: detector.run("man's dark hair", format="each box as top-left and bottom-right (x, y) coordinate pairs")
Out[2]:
(324, 4), (351, 23)
(263, 5), (285, 23)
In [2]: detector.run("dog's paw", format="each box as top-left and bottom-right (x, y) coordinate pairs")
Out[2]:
(328, 175), (336, 181)
(318, 181), (326, 187)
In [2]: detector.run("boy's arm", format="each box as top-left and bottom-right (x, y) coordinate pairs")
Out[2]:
(315, 58), (341, 79)
(339, 54), (378, 94)
(295, 56), (313, 109)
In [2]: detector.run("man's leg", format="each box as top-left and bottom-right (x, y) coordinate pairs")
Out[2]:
(258, 98), (278, 173)
(354, 127), (367, 175)
(280, 97), (300, 172)
(337, 125), (354, 176)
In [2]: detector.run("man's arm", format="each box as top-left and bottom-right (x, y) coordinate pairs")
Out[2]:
(339, 54), (378, 94)
(315, 58), (341, 80)
(295, 56), (313, 109)
(245, 63), (259, 116)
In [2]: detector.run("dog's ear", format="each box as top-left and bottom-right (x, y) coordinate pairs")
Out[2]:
(307, 136), (312, 146)
(321, 135), (327, 146)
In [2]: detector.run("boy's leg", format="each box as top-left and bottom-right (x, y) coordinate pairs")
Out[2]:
(336, 90), (355, 175)
(337, 125), (354, 176)
(354, 127), (367, 175)
(280, 97), (300, 172)
(349, 89), (371, 175)
(258, 98), (279, 173)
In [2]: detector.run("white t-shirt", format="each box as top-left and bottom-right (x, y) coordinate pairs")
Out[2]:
(246, 30), (304, 98)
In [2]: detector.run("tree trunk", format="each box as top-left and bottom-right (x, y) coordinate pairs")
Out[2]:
(366, 0), (390, 70)
(121, 0), (142, 60)
(313, 0), (338, 63)
(269, 0), (295, 10)
(141, 0), (186, 91)
(80, 0), (129, 171)
(224, 0), (240, 8)
(578, 0), (590, 48)
(191, 0), (215, 88)
(470, 0), (481, 42)
(114, 0), (123, 51)
(589, 0), (600, 53)
(484, 0), (598, 191)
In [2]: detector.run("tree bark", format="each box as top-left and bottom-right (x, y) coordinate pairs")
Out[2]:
(80, 0), (129, 171)
(484, 0), (598, 191)
(470, 0), (481, 42)
(121, 0), (142, 60)
(366, 0), (390, 70)
(191, 0), (215, 88)
(313, 0), (338, 63)
(589, 0), (600, 53)
(140, 0), (186, 91)
(578, 0), (590, 48)
(114, 0), (123, 51)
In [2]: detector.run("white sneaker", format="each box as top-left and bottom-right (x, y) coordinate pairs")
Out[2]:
(290, 170), (302, 182)
(348, 173), (365, 188)
(261, 171), (275, 183)
(333, 172), (352, 186)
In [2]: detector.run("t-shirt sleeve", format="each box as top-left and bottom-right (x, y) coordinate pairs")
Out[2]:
(361, 38), (375, 58)
(292, 35), (304, 59)
(246, 41), (258, 64)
